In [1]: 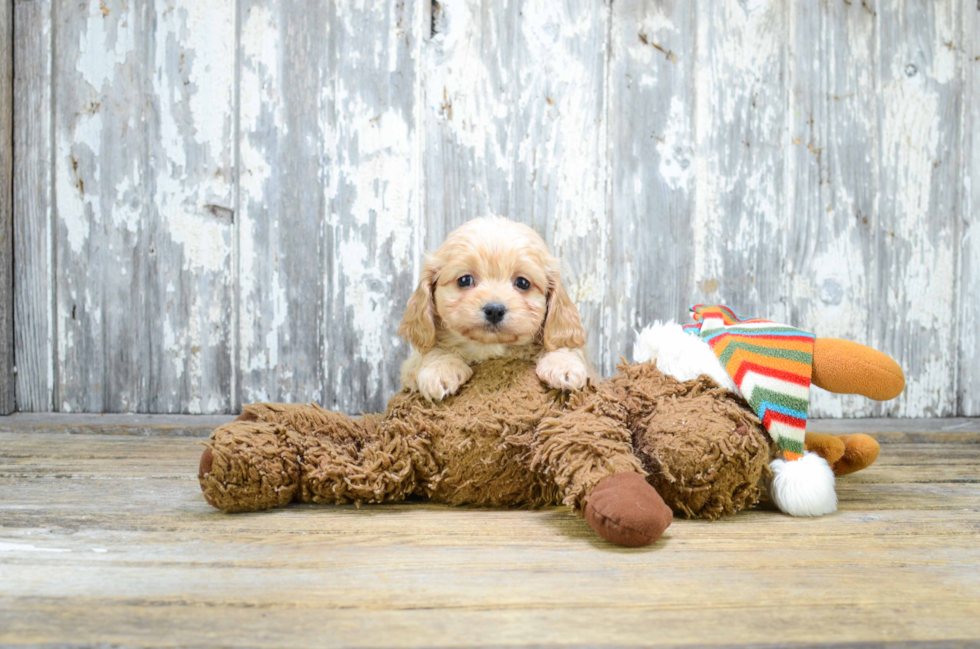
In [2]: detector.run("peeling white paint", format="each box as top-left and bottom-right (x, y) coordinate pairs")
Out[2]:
(657, 96), (693, 191)
(56, 117), (101, 255)
(334, 237), (389, 385)
(153, 2), (234, 275)
(75, 4), (135, 90)
(238, 2), (285, 398)
(425, 0), (609, 364)
(881, 84), (940, 227)
(639, 10), (677, 40)
(879, 74), (956, 416)
(329, 96), (417, 396)
(694, 0), (785, 312)
(264, 274), (287, 375)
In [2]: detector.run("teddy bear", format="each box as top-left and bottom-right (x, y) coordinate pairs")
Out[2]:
(198, 309), (904, 548)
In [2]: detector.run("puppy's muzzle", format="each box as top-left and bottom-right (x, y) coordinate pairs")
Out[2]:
(482, 302), (507, 325)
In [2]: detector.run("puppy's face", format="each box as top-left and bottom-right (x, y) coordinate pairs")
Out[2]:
(433, 230), (549, 345)
(399, 217), (586, 353)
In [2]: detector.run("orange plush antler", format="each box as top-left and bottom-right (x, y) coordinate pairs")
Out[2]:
(803, 338), (903, 476)
(811, 338), (905, 400)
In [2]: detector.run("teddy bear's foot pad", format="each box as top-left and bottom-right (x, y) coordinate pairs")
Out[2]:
(584, 472), (672, 547)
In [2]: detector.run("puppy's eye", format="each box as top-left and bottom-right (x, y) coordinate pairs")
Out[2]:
(514, 277), (531, 291)
(457, 275), (474, 288)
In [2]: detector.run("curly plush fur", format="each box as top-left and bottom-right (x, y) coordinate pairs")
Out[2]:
(200, 359), (771, 524)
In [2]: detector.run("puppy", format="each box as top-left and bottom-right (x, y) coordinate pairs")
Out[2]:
(398, 216), (590, 401)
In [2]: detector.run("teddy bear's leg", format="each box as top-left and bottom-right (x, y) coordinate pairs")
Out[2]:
(533, 398), (673, 547)
(623, 372), (773, 519)
(199, 419), (304, 512)
(200, 403), (424, 511)
(298, 411), (430, 506)
(632, 409), (773, 520)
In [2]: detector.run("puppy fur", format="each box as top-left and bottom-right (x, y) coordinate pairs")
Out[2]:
(399, 216), (589, 401)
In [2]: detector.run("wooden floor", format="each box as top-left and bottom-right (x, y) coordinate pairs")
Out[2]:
(1, 417), (979, 648)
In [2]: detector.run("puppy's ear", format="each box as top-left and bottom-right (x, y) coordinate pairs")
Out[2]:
(542, 264), (586, 351)
(399, 255), (439, 352)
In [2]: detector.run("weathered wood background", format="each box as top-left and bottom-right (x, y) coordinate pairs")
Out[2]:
(10, 0), (980, 416)
(1, 0), (13, 414)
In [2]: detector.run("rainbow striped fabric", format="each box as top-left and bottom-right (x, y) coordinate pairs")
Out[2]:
(683, 305), (815, 461)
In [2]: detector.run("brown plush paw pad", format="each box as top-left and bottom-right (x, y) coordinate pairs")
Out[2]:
(584, 472), (672, 548)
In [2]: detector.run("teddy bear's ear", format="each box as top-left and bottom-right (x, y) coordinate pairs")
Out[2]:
(399, 255), (439, 353)
(542, 263), (586, 352)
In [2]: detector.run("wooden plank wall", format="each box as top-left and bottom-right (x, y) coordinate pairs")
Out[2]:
(0, 0), (11, 413)
(11, 0), (980, 416)
(959, 0), (980, 417)
(237, 0), (423, 410)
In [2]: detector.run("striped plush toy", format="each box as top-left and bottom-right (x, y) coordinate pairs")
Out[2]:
(682, 304), (814, 460)
(635, 305), (905, 517)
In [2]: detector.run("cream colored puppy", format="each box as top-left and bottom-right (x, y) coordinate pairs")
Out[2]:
(399, 216), (589, 401)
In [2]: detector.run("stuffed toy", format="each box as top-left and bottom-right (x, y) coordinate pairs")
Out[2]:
(198, 305), (904, 548)
(634, 304), (904, 516)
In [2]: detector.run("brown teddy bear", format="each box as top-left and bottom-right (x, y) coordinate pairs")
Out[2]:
(198, 333), (902, 548)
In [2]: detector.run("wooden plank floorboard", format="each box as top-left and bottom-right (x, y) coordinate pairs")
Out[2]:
(3, 414), (979, 439)
(0, 413), (233, 437)
(1, 425), (979, 647)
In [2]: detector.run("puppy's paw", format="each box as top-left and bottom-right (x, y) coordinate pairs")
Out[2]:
(417, 358), (473, 402)
(536, 350), (588, 391)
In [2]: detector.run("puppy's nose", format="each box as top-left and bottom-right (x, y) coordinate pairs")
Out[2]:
(482, 302), (507, 325)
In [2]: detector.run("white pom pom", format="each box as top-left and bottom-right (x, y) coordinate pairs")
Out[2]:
(767, 451), (837, 516)
(634, 320), (738, 393)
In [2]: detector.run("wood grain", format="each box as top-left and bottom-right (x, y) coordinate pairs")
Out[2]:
(958, 0), (980, 417)
(0, 0), (12, 413)
(142, 0), (237, 414)
(874, 0), (961, 417)
(10, 0), (980, 416)
(786, 1), (878, 418)
(321, 0), (424, 413)
(423, 0), (611, 369)
(49, 0), (236, 413)
(13, 0), (54, 412)
(237, 0), (330, 410)
(1, 428), (978, 646)
(53, 0), (144, 412)
(0, 412), (232, 436)
(692, 0), (788, 322)
(238, 0), (423, 414)
(605, 0), (697, 369)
